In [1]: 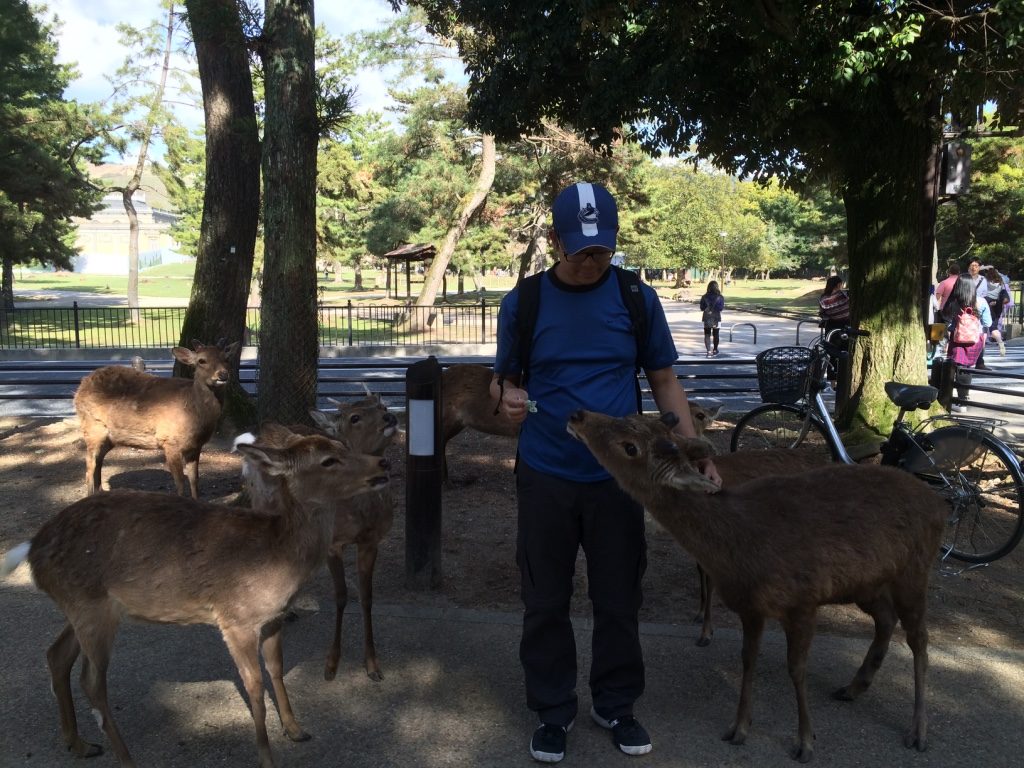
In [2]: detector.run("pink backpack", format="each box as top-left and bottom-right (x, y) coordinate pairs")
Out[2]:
(953, 307), (982, 345)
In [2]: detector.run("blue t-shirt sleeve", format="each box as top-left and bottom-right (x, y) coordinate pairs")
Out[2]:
(493, 290), (521, 376)
(639, 285), (678, 371)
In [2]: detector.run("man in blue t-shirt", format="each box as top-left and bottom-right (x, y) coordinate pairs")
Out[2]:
(490, 182), (721, 763)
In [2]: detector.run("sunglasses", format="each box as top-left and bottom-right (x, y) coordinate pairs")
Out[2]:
(563, 250), (613, 264)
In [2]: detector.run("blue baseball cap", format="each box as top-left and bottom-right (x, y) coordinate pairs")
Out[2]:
(552, 182), (619, 256)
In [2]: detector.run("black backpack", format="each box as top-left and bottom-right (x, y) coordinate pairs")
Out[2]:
(499, 265), (649, 412)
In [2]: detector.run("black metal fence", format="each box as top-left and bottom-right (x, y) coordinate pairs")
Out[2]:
(0, 300), (501, 350)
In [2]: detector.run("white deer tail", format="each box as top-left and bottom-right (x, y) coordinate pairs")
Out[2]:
(1, 542), (31, 578)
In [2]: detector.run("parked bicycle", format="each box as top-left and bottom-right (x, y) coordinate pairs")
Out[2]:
(730, 329), (1024, 565)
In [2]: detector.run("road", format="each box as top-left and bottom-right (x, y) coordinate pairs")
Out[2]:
(2, 302), (1023, 441)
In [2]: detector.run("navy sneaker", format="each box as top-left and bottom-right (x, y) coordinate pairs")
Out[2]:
(591, 706), (653, 756)
(530, 720), (573, 763)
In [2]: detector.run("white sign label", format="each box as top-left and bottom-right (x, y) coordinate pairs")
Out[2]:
(408, 399), (435, 456)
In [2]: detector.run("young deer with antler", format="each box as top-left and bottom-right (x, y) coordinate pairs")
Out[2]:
(567, 409), (943, 763)
(74, 339), (240, 498)
(2, 429), (389, 768)
(250, 392), (400, 682)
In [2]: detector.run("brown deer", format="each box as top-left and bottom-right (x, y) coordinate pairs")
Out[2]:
(1, 429), (390, 768)
(567, 409), (943, 763)
(250, 393), (399, 682)
(440, 362), (720, 482)
(74, 339), (240, 498)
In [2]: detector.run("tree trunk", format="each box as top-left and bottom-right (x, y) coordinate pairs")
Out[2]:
(408, 134), (496, 327)
(838, 109), (936, 433)
(123, 4), (175, 325)
(179, 0), (261, 429)
(1, 253), (13, 311)
(258, 0), (319, 426)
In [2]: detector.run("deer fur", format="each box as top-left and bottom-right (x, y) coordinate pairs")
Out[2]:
(249, 392), (399, 682)
(73, 339), (240, 498)
(440, 362), (720, 482)
(2, 429), (390, 768)
(567, 409), (943, 763)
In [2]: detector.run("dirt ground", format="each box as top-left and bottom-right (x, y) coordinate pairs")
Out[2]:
(1, 415), (1021, 653)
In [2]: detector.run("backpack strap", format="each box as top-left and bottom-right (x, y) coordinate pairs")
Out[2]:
(514, 271), (545, 387)
(611, 265), (648, 381)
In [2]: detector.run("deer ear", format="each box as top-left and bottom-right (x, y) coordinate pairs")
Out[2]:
(309, 410), (333, 431)
(171, 346), (196, 365)
(223, 341), (240, 358)
(234, 442), (290, 475)
(257, 422), (296, 447)
(191, 339), (205, 350)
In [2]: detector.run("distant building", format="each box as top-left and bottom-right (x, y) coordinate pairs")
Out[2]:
(70, 164), (189, 275)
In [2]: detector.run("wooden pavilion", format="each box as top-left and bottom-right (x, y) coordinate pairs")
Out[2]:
(383, 243), (436, 299)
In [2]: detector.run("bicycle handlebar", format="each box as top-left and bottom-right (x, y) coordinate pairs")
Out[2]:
(817, 326), (869, 360)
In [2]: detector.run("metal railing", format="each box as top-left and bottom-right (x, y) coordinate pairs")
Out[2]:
(0, 300), (500, 350)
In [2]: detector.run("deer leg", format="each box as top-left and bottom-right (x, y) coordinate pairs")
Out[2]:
(782, 609), (817, 763)
(84, 437), (112, 495)
(723, 612), (764, 746)
(74, 612), (135, 767)
(184, 450), (201, 500)
(46, 623), (102, 758)
(356, 542), (383, 681)
(833, 594), (896, 701)
(896, 589), (929, 752)
(221, 624), (275, 768)
(261, 620), (310, 742)
(695, 564), (713, 647)
(162, 447), (188, 497)
(323, 550), (349, 681)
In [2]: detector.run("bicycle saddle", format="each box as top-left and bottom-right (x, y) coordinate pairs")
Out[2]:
(884, 381), (938, 410)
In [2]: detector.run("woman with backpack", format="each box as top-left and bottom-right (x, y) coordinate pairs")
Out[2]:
(942, 275), (992, 412)
(699, 280), (725, 357)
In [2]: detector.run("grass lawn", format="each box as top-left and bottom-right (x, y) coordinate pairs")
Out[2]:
(13, 266), (826, 315)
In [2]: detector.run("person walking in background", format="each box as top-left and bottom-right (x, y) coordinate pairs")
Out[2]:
(818, 276), (851, 333)
(965, 258), (992, 370)
(984, 266), (1011, 356)
(934, 263), (961, 312)
(490, 181), (720, 764)
(942, 274), (991, 412)
(699, 280), (725, 357)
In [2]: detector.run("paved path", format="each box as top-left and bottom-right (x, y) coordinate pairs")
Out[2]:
(2, 576), (1023, 768)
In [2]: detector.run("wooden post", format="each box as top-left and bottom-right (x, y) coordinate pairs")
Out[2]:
(405, 355), (443, 589)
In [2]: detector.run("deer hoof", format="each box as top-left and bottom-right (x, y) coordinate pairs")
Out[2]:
(831, 686), (855, 702)
(285, 727), (311, 743)
(367, 668), (383, 682)
(789, 743), (814, 763)
(695, 635), (711, 648)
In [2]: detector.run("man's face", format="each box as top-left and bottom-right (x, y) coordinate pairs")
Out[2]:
(550, 230), (613, 284)
(969, 261), (981, 276)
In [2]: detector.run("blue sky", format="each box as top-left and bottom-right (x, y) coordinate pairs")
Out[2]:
(48, 0), (407, 130)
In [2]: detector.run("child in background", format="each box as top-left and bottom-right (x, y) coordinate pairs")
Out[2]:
(700, 280), (725, 357)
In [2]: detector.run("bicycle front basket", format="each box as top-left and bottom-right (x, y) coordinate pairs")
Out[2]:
(755, 346), (814, 404)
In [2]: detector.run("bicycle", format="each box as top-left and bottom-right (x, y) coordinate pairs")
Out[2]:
(730, 329), (1024, 565)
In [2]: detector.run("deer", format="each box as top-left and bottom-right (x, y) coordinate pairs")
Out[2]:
(566, 409), (944, 763)
(268, 392), (400, 682)
(73, 339), (240, 498)
(0, 428), (390, 768)
(440, 362), (721, 482)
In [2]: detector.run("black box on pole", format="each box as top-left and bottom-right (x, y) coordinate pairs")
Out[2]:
(405, 356), (443, 590)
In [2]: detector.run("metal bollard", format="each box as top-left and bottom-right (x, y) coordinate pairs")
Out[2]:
(405, 355), (443, 590)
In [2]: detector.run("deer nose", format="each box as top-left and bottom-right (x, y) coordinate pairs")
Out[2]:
(569, 410), (586, 423)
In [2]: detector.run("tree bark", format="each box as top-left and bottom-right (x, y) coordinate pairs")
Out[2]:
(123, 4), (175, 324)
(179, 0), (260, 429)
(409, 134), (496, 325)
(258, 0), (319, 426)
(838, 107), (936, 433)
(1, 253), (13, 312)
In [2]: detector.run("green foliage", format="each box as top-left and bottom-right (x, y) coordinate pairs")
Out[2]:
(937, 135), (1024, 275)
(154, 123), (205, 257)
(0, 0), (104, 276)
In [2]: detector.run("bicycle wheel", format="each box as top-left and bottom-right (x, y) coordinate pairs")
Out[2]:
(908, 425), (1024, 564)
(730, 403), (836, 460)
